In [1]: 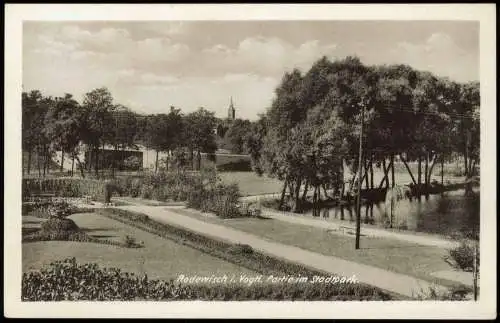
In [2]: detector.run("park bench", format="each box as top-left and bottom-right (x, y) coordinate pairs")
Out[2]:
(338, 225), (355, 235)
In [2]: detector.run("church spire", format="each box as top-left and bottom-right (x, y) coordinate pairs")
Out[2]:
(228, 96), (235, 120)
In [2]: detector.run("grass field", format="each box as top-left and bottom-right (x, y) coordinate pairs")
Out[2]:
(170, 207), (463, 288)
(219, 172), (285, 196)
(22, 212), (256, 280)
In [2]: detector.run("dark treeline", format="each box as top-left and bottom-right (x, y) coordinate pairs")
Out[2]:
(22, 87), (220, 177)
(243, 56), (479, 212)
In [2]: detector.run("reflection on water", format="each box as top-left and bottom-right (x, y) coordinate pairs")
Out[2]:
(305, 188), (480, 237)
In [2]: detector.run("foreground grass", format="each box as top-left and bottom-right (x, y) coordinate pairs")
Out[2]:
(171, 207), (463, 288)
(22, 212), (256, 280)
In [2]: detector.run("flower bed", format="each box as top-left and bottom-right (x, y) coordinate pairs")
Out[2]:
(23, 257), (389, 301)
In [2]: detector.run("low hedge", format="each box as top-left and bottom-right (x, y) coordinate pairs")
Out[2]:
(96, 208), (392, 300)
(22, 258), (388, 301)
(23, 178), (106, 201)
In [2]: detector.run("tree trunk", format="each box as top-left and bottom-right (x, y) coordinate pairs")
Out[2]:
(71, 154), (75, 177)
(378, 158), (389, 188)
(94, 147), (99, 177)
(37, 147), (41, 177)
(322, 184), (330, 200)
(364, 158), (369, 189)
(470, 158), (477, 176)
(424, 153), (429, 199)
(27, 150), (32, 175)
(312, 185), (318, 217)
(112, 145), (117, 178)
(279, 178), (288, 210)
(464, 131), (469, 177)
(391, 154), (395, 188)
(197, 151), (202, 171)
(292, 177), (302, 213)
(43, 147), (47, 177)
(417, 155), (422, 185)
(155, 150), (159, 173)
(441, 156), (444, 186)
(87, 148), (92, 173)
(75, 155), (85, 178)
(400, 154), (417, 185)
(370, 157), (374, 189)
(301, 180), (309, 201)
(60, 150), (64, 172)
(190, 149), (195, 171)
(427, 154), (437, 184)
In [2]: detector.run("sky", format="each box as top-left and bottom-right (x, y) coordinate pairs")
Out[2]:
(23, 21), (479, 120)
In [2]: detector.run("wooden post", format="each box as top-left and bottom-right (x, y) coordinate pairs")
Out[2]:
(355, 102), (365, 250)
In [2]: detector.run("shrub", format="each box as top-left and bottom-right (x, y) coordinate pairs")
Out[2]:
(123, 156), (142, 171)
(413, 285), (472, 301)
(22, 178), (106, 201)
(41, 217), (79, 233)
(123, 235), (137, 248)
(227, 243), (254, 255)
(445, 240), (479, 272)
(22, 258), (390, 301)
(47, 200), (73, 218)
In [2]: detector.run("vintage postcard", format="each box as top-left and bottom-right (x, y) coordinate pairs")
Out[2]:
(4, 3), (497, 319)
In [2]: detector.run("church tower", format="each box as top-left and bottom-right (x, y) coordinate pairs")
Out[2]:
(227, 96), (235, 121)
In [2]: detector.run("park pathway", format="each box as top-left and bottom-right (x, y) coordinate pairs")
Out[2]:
(258, 207), (459, 249)
(116, 205), (449, 299)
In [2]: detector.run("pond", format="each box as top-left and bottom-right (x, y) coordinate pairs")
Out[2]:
(304, 188), (480, 238)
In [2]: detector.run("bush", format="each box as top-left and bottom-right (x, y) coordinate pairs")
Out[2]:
(41, 217), (80, 233)
(123, 235), (138, 248)
(445, 240), (479, 272)
(22, 178), (106, 201)
(413, 285), (472, 301)
(227, 243), (254, 255)
(22, 258), (390, 301)
(123, 156), (142, 171)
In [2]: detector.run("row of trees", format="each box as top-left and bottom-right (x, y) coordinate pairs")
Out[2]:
(22, 87), (219, 177)
(244, 56), (480, 212)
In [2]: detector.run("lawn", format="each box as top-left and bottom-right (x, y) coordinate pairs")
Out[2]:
(219, 172), (285, 196)
(169, 207), (463, 288)
(22, 212), (256, 280)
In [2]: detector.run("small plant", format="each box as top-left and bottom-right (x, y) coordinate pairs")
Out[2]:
(445, 240), (479, 272)
(413, 285), (471, 301)
(227, 243), (254, 255)
(123, 235), (138, 248)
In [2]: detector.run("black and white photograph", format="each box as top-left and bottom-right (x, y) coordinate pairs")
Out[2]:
(4, 3), (496, 319)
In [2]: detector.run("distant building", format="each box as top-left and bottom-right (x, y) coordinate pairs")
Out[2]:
(214, 97), (237, 137)
(227, 96), (236, 121)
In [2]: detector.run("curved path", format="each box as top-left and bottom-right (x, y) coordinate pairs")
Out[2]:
(116, 204), (449, 299)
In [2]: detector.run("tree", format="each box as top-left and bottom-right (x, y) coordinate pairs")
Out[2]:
(43, 94), (82, 174)
(144, 106), (184, 172)
(81, 87), (116, 176)
(22, 90), (44, 175)
(184, 108), (218, 170)
(223, 119), (253, 154)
